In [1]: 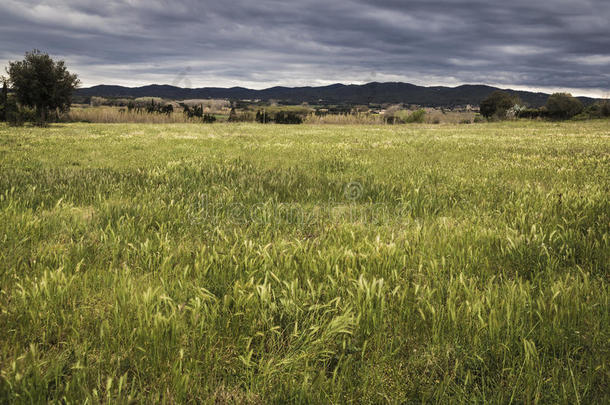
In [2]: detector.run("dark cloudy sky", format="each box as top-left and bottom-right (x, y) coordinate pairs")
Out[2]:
(1, 0), (609, 96)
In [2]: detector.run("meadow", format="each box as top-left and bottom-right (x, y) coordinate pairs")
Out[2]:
(0, 120), (608, 403)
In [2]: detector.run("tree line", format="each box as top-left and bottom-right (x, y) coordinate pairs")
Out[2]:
(480, 91), (610, 121)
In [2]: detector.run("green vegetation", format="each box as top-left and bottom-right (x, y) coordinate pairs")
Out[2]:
(479, 91), (522, 120)
(59, 93), (609, 126)
(0, 121), (609, 403)
(577, 100), (610, 120)
(384, 108), (427, 124)
(0, 79), (23, 127)
(404, 109), (426, 123)
(546, 93), (584, 120)
(479, 91), (609, 122)
(0, 81), (6, 122)
(5, 50), (80, 124)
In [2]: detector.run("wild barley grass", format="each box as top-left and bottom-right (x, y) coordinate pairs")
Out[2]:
(65, 106), (475, 125)
(0, 120), (608, 403)
(304, 112), (386, 125)
(65, 106), (204, 124)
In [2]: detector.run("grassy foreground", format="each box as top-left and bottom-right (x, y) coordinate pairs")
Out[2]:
(0, 121), (608, 403)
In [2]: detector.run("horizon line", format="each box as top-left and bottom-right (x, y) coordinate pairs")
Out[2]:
(77, 81), (606, 99)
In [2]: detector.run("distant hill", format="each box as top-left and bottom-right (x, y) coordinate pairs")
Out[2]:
(75, 82), (596, 107)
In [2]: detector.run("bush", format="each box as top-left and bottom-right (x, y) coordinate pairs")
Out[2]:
(473, 114), (486, 123)
(385, 116), (398, 125)
(578, 101), (610, 119)
(546, 93), (583, 120)
(90, 96), (106, 107)
(602, 101), (610, 117)
(506, 104), (525, 119)
(256, 110), (272, 123)
(6, 106), (28, 127)
(181, 103), (203, 119)
(518, 108), (546, 119)
(202, 114), (216, 123)
(6, 110), (24, 126)
(480, 91), (522, 119)
(227, 107), (238, 122)
(405, 109), (426, 123)
(2, 94), (29, 126)
(275, 111), (303, 124)
(384, 105), (402, 124)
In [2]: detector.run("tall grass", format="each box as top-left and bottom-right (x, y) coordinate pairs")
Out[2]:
(304, 112), (386, 124)
(302, 110), (477, 125)
(64, 106), (203, 124)
(0, 121), (608, 403)
(423, 109), (477, 124)
(65, 106), (477, 125)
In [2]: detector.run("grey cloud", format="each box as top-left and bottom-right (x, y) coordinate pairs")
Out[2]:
(0, 0), (608, 95)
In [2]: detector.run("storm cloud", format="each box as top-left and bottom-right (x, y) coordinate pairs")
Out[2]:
(1, 0), (609, 96)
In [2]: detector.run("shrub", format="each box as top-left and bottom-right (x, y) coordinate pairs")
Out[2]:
(256, 110), (272, 123)
(181, 103), (203, 119)
(159, 104), (173, 115)
(473, 114), (486, 123)
(202, 114), (216, 123)
(275, 111), (303, 124)
(546, 93), (583, 120)
(90, 96), (106, 107)
(385, 116), (398, 125)
(227, 107), (238, 122)
(384, 105), (402, 124)
(143, 100), (173, 115)
(506, 104), (525, 119)
(562, 100), (610, 121)
(581, 101), (610, 119)
(6, 111), (24, 126)
(405, 109), (426, 123)
(6, 103), (31, 127)
(480, 91), (522, 119)
(2, 93), (27, 126)
(571, 112), (590, 121)
(518, 108), (545, 119)
(601, 101), (610, 117)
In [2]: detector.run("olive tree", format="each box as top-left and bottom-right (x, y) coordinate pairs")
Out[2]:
(546, 93), (584, 120)
(7, 50), (80, 124)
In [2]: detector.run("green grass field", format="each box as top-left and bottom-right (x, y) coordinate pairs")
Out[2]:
(0, 121), (609, 403)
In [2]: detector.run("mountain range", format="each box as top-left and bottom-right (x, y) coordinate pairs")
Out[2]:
(75, 82), (596, 107)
